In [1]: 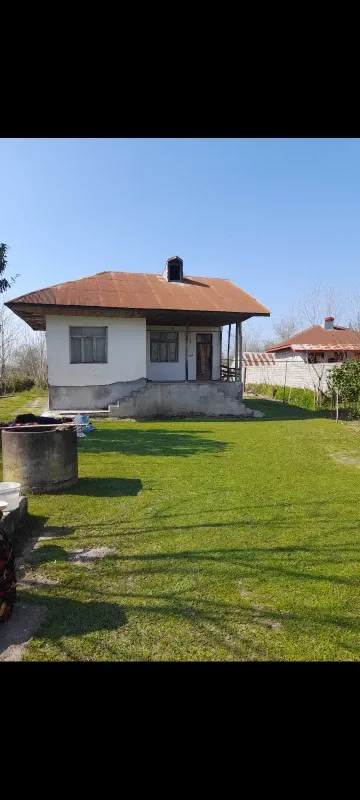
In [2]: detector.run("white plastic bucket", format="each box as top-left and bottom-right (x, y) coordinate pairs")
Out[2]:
(0, 482), (21, 511)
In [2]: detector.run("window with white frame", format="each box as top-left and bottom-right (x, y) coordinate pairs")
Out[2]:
(150, 331), (178, 362)
(70, 326), (107, 363)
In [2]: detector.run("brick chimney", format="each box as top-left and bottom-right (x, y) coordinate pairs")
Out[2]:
(324, 316), (334, 330)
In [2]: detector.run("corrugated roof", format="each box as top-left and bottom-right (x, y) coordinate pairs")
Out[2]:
(7, 271), (270, 316)
(266, 324), (360, 353)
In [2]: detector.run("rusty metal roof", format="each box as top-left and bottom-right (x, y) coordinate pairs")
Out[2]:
(266, 325), (360, 353)
(7, 271), (270, 316)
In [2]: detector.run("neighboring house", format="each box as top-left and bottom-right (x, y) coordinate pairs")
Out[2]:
(242, 317), (360, 392)
(266, 317), (360, 363)
(6, 256), (270, 416)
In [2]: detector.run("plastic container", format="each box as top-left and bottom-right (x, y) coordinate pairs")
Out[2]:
(0, 501), (9, 513)
(0, 482), (21, 511)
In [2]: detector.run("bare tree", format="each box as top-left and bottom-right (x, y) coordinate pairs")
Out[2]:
(242, 321), (264, 352)
(298, 283), (322, 326)
(298, 283), (344, 327)
(273, 314), (299, 342)
(13, 331), (47, 387)
(0, 302), (20, 388)
(348, 291), (360, 332)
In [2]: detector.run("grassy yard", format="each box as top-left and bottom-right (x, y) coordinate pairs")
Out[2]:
(0, 387), (48, 420)
(4, 396), (360, 661)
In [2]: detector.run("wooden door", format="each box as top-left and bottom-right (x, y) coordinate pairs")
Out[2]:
(196, 334), (212, 380)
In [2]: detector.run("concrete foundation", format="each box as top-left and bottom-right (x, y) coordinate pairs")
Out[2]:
(2, 427), (78, 494)
(1, 496), (28, 538)
(49, 378), (147, 411)
(109, 381), (253, 419)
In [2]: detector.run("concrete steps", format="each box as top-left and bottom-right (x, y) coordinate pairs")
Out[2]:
(109, 381), (262, 419)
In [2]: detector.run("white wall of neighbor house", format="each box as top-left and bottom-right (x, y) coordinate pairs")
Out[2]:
(146, 326), (221, 381)
(274, 349), (356, 363)
(46, 315), (146, 386)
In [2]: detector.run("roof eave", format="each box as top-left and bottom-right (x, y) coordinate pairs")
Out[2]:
(6, 302), (270, 332)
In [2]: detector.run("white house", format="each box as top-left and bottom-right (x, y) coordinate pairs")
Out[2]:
(266, 317), (360, 364)
(7, 256), (270, 417)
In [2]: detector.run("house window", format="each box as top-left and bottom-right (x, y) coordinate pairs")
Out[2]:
(70, 326), (107, 363)
(333, 351), (345, 362)
(150, 331), (178, 362)
(354, 352), (360, 361)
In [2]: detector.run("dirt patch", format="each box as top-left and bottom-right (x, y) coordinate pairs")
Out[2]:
(238, 581), (252, 600)
(22, 397), (47, 412)
(238, 584), (282, 632)
(69, 546), (116, 563)
(330, 451), (360, 468)
(0, 603), (47, 661)
(19, 574), (59, 587)
(252, 614), (281, 631)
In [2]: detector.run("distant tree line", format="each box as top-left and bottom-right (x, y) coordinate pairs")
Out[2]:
(0, 243), (47, 394)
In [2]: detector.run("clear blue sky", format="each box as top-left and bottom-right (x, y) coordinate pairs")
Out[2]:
(1, 138), (360, 338)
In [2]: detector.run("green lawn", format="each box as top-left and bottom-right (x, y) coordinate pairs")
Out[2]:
(0, 387), (48, 420)
(5, 397), (360, 661)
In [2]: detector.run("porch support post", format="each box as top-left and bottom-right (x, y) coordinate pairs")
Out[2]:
(219, 327), (223, 380)
(239, 320), (243, 399)
(185, 323), (189, 381)
(227, 324), (231, 380)
(235, 320), (239, 382)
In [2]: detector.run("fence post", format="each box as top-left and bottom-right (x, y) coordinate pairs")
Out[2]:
(234, 321), (239, 382)
(283, 362), (288, 402)
(227, 324), (231, 381)
(239, 321), (243, 399)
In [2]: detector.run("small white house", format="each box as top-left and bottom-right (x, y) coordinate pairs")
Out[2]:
(266, 317), (360, 363)
(242, 317), (360, 392)
(7, 256), (270, 416)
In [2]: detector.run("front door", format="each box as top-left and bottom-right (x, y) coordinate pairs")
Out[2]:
(196, 334), (212, 380)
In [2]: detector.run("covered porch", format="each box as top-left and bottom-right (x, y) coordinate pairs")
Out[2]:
(145, 310), (245, 394)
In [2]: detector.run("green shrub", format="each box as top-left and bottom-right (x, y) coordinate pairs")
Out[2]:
(330, 361), (360, 417)
(246, 383), (331, 412)
(0, 372), (35, 395)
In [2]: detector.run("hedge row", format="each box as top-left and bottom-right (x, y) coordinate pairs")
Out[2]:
(246, 383), (332, 411)
(0, 374), (35, 395)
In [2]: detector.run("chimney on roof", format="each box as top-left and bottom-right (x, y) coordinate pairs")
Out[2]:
(163, 256), (183, 283)
(324, 316), (334, 330)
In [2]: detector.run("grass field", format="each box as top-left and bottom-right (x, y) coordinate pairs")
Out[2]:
(0, 388), (48, 420)
(3, 395), (360, 661)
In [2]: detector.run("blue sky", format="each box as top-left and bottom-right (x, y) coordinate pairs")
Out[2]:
(1, 138), (360, 340)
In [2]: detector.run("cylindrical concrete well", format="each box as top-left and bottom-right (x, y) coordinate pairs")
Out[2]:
(1, 425), (78, 494)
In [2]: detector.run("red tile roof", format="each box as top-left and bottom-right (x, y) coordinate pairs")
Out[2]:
(266, 325), (360, 353)
(7, 271), (270, 316)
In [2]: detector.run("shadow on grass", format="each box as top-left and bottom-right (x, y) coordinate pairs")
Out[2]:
(98, 543), (360, 589)
(79, 428), (227, 457)
(29, 544), (70, 565)
(65, 477), (143, 497)
(244, 398), (331, 421)
(14, 591), (126, 641)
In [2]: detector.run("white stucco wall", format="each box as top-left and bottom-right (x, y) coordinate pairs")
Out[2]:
(146, 326), (221, 381)
(274, 350), (306, 362)
(46, 315), (146, 386)
(274, 350), (356, 363)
